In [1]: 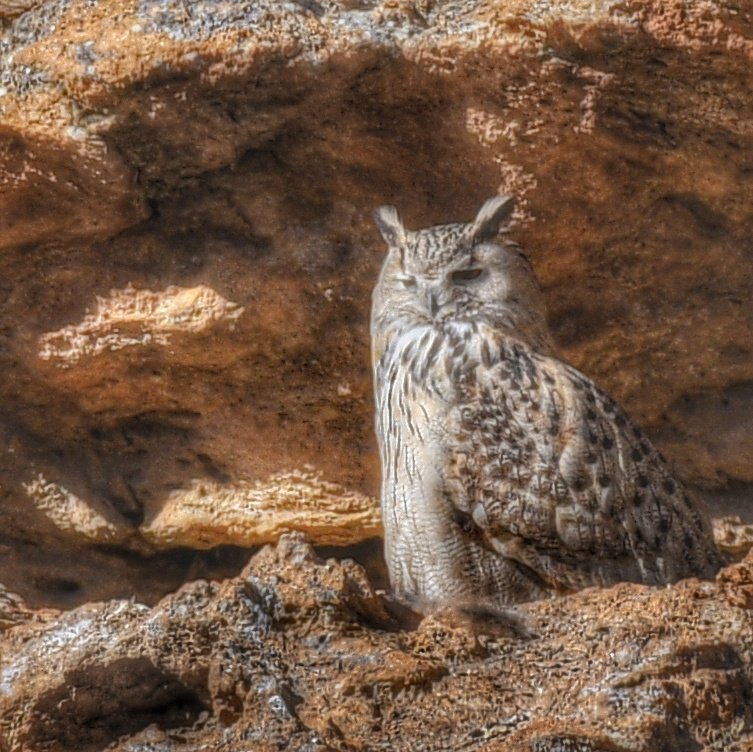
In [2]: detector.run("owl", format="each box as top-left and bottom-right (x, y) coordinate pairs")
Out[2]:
(370, 195), (723, 613)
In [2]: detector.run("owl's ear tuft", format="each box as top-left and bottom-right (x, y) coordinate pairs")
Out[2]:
(468, 195), (515, 244)
(373, 205), (406, 248)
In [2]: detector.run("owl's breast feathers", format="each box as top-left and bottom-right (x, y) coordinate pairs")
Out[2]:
(378, 321), (723, 593)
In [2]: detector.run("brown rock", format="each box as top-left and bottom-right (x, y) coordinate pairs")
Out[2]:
(0, 0), (750, 607)
(1, 535), (752, 750)
(0, 7), (751, 745)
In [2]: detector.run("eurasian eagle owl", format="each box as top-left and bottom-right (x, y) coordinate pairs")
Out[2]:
(371, 195), (722, 612)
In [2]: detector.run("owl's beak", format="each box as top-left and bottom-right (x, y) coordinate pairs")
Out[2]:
(427, 287), (452, 319)
(427, 289), (440, 318)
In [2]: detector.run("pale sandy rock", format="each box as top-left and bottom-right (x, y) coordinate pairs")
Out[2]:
(141, 469), (381, 548)
(714, 516), (753, 559)
(38, 284), (244, 365)
(23, 472), (129, 544)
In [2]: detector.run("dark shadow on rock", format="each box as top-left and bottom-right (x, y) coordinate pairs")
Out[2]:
(23, 657), (207, 752)
(0, 125), (147, 252)
(315, 537), (389, 591)
(0, 533), (255, 609)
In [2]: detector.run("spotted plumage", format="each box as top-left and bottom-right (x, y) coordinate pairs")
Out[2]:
(370, 195), (723, 612)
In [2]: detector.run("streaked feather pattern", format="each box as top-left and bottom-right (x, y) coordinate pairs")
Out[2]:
(371, 197), (722, 611)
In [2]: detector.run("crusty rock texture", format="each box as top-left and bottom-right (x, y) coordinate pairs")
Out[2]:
(1, 535), (753, 751)
(0, 1), (752, 748)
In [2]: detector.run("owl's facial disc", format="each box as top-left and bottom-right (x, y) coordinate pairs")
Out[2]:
(372, 196), (526, 325)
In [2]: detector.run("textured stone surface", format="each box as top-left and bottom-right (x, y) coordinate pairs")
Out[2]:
(0, 0), (750, 674)
(1, 535), (752, 751)
(141, 469), (381, 548)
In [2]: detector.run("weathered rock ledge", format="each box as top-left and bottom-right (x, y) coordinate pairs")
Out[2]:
(1, 535), (752, 751)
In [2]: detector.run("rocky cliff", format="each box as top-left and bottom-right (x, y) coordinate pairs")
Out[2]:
(2, 535), (753, 751)
(0, 1), (752, 749)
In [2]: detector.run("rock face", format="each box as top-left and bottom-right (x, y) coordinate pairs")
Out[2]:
(0, 0), (751, 607)
(1, 535), (753, 751)
(0, 1), (753, 748)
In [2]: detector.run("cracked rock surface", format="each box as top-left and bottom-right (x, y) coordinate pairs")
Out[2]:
(2, 535), (753, 751)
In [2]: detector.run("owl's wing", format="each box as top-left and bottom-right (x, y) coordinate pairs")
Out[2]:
(443, 328), (722, 592)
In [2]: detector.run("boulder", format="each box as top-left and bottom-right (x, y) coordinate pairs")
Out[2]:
(1, 535), (752, 750)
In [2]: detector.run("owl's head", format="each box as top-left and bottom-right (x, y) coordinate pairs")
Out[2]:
(371, 196), (553, 354)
